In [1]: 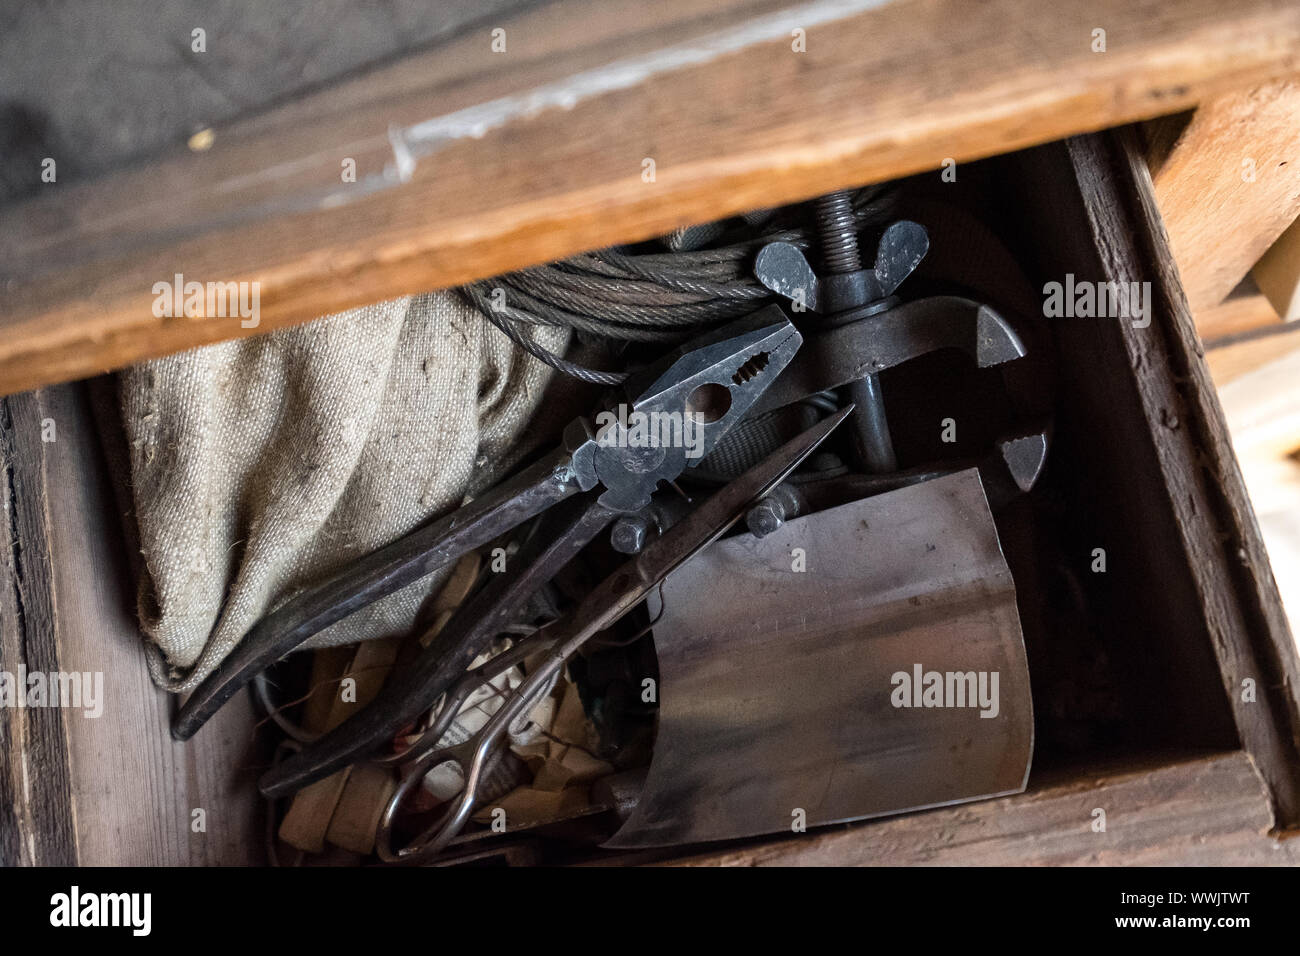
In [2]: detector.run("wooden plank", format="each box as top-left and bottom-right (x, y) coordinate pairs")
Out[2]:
(663, 752), (1298, 865)
(1198, 286), (1300, 385)
(1198, 289), (1283, 344)
(3, 0), (1300, 395)
(1254, 213), (1300, 321)
(1207, 325), (1300, 386)
(1147, 79), (1300, 313)
(0, 384), (263, 864)
(0, 393), (77, 865)
(1069, 130), (1300, 826)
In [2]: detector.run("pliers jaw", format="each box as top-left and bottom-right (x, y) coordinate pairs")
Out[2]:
(572, 306), (803, 513)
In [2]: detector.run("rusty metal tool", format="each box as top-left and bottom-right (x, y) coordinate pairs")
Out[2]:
(174, 306), (802, 742)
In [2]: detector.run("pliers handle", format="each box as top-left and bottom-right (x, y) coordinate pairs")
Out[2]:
(172, 448), (585, 740)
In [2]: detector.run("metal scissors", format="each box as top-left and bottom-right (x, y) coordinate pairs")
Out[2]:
(174, 307), (802, 750)
(373, 406), (853, 863)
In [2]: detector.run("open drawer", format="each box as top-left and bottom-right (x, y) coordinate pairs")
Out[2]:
(3, 129), (1299, 866)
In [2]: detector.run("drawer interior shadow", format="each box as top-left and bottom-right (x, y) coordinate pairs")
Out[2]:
(873, 142), (1241, 778)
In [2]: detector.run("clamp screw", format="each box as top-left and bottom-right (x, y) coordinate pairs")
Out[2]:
(814, 191), (863, 275)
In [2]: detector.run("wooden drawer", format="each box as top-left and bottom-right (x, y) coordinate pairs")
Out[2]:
(3, 129), (1299, 866)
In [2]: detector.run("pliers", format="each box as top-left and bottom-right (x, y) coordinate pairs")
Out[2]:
(172, 307), (803, 790)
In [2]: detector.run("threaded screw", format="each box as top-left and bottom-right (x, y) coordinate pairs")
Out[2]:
(814, 190), (862, 275)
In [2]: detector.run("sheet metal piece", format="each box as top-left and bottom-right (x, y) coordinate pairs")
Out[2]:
(604, 467), (1033, 849)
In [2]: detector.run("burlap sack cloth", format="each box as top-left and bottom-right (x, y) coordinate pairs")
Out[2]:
(121, 291), (567, 693)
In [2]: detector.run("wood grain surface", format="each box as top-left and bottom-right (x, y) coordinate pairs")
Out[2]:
(3, 0), (1300, 394)
(1147, 79), (1300, 313)
(0, 393), (77, 864)
(1072, 130), (1300, 827)
(663, 752), (1298, 865)
(0, 385), (263, 865)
